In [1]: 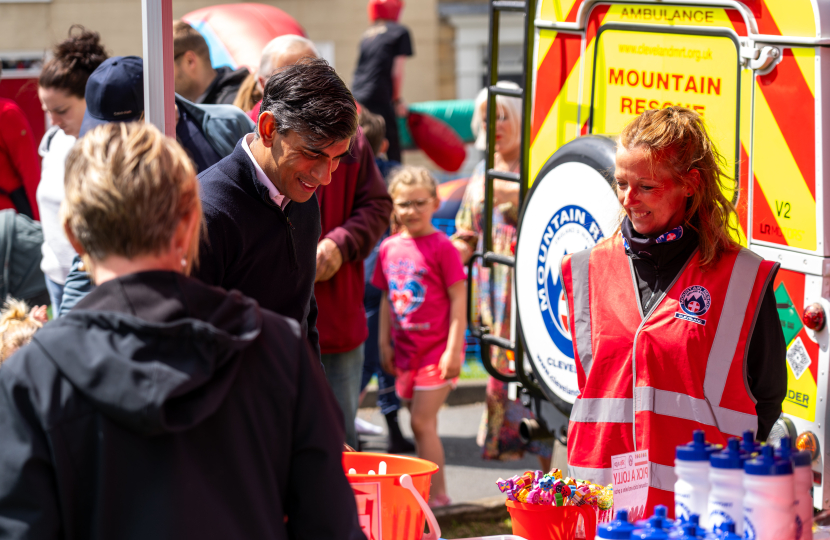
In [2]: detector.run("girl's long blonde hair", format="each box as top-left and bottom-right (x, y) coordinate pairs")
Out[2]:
(619, 107), (740, 270)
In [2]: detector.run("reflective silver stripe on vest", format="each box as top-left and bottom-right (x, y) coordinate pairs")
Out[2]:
(703, 249), (762, 415)
(569, 249), (593, 376)
(568, 465), (612, 485)
(571, 397), (634, 423)
(569, 463), (676, 491)
(651, 462), (677, 491)
(633, 387), (756, 436)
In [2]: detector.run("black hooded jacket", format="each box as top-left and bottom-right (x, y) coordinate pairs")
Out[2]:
(0, 271), (362, 540)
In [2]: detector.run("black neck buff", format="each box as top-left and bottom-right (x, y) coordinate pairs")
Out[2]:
(621, 216), (697, 265)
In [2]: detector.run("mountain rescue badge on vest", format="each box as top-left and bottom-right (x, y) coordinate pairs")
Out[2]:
(675, 285), (712, 326)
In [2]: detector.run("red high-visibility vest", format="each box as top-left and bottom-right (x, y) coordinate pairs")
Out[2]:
(561, 234), (778, 515)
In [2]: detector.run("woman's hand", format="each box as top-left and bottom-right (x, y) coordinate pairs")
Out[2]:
(493, 178), (520, 208)
(452, 238), (474, 265)
(380, 342), (397, 376)
(439, 350), (462, 380)
(29, 305), (48, 324)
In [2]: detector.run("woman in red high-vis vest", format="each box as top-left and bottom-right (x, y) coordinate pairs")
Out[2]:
(561, 107), (786, 516)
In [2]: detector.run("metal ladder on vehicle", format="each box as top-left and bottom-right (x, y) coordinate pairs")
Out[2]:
(466, 0), (545, 401)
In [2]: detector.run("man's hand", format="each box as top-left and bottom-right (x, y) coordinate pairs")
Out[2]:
(439, 350), (462, 380)
(315, 238), (343, 282)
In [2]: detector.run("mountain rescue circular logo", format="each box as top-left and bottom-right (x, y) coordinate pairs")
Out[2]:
(516, 159), (620, 405)
(679, 285), (712, 317)
(536, 204), (604, 360)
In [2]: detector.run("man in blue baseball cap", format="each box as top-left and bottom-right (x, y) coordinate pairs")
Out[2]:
(79, 55), (252, 166)
(78, 56), (144, 137)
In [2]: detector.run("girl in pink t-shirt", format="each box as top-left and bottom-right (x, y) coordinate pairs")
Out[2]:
(372, 166), (467, 507)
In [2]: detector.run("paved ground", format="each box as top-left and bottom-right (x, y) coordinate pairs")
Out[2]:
(357, 402), (568, 504)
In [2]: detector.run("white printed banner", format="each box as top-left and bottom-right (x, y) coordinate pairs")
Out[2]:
(612, 449), (649, 522)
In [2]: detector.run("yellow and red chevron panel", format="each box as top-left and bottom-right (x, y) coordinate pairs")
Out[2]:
(531, 0), (820, 249)
(750, 46), (816, 252)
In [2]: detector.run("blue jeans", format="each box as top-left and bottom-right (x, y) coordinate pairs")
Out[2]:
(321, 344), (365, 449)
(45, 278), (64, 316)
(361, 283), (400, 416)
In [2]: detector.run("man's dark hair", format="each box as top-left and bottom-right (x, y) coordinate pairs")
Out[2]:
(260, 57), (358, 146)
(358, 108), (386, 155)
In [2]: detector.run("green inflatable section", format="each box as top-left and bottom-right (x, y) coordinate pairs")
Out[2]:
(396, 99), (475, 150)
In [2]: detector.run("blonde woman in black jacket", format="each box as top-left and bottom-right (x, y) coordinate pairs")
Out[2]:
(0, 122), (363, 540)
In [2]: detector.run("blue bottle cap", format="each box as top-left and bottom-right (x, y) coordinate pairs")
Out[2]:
(685, 514), (705, 537)
(711, 438), (749, 469)
(676, 431), (721, 461)
(633, 519), (670, 540)
(744, 444), (794, 476)
(773, 437), (812, 468)
(679, 523), (697, 540)
(720, 521), (742, 540)
(742, 431), (761, 455)
(636, 517), (666, 532)
(598, 509), (638, 539)
(636, 506), (675, 530)
(791, 449), (812, 467)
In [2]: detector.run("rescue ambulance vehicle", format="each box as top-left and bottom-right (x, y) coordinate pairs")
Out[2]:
(474, 0), (830, 511)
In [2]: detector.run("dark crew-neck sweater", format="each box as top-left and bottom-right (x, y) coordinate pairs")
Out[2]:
(193, 141), (322, 358)
(621, 218), (786, 440)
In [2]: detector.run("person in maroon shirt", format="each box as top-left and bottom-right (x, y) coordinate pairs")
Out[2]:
(0, 66), (41, 220)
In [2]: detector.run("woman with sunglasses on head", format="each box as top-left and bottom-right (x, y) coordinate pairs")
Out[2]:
(451, 81), (553, 471)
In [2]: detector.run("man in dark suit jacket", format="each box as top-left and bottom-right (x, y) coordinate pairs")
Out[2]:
(193, 58), (358, 359)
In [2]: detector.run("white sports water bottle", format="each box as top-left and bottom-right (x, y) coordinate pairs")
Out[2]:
(707, 438), (747, 534)
(675, 430), (719, 526)
(743, 443), (796, 540)
(779, 446), (813, 540)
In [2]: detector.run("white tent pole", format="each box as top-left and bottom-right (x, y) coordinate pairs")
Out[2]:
(141, 0), (175, 135)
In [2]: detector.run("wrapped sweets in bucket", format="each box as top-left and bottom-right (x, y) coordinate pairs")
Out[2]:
(497, 468), (611, 540)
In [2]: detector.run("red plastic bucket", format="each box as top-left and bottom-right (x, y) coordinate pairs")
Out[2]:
(506, 500), (598, 540)
(343, 452), (439, 540)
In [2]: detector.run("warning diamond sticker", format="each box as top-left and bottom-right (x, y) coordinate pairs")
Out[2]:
(787, 337), (812, 380)
(775, 283), (804, 345)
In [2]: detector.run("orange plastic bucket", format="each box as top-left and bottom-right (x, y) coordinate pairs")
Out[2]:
(343, 452), (439, 540)
(506, 500), (598, 540)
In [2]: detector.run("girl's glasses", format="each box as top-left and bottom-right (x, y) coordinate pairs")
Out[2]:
(394, 197), (434, 210)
